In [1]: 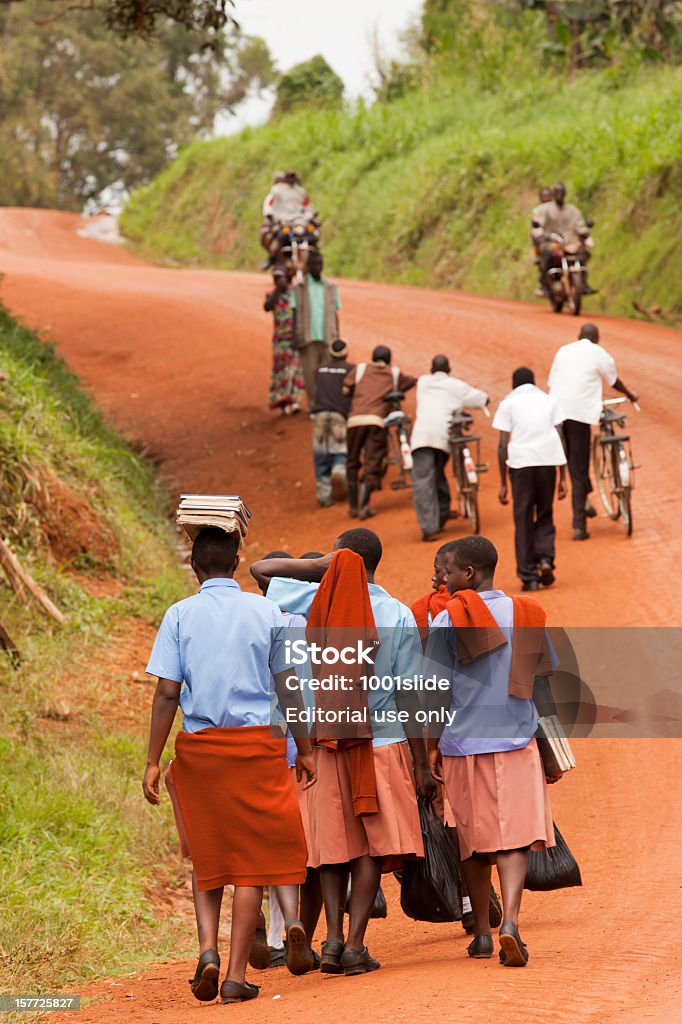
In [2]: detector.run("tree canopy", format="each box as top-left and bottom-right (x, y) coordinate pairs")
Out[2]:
(272, 55), (344, 118)
(0, 0), (236, 38)
(0, 1), (275, 209)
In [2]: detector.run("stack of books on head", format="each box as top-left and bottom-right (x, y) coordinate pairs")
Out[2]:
(176, 494), (252, 545)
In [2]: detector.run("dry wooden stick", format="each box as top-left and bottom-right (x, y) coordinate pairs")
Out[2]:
(0, 537), (67, 626)
(0, 617), (21, 666)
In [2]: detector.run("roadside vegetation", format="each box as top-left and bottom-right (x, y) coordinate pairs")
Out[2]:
(0, 305), (193, 992)
(121, 2), (682, 323)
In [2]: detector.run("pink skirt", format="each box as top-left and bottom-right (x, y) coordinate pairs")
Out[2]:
(442, 739), (554, 860)
(307, 742), (424, 872)
(291, 766), (312, 859)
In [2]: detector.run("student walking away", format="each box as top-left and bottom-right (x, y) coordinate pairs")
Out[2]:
(410, 355), (488, 541)
(251, 529), (436, 977)
(548, 323), (638, 540)
(291, 251), (341, 405)
(343, 346), (416, 520)
(424, 536), (557, 967)
(493, 368), (568, 591)
(264, 268), (305, 416)
(310, 339), (354, 507)
(142, 527), (317, 1006)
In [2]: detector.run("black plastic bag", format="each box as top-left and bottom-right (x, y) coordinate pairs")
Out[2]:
(525, 822), (582, 891)
(400, 799), (462, 922)
(345, 883), (388, 919)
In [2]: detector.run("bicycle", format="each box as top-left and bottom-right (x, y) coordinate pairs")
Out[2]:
(591, 397), (639, 536)
(383, 390), (413, 490)
(448, 410), (488, 534)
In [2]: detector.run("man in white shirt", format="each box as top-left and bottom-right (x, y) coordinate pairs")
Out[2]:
(548, 323), (638, 540)
(493, 367), (568, 591)
(410, 355), (488, 542)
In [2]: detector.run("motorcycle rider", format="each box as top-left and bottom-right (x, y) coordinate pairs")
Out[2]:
(261, 171), (318, 268)
(533, 182), (596, 295)
(531, 186), (553, 297)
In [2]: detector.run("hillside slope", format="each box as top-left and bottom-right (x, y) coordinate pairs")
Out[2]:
(0, 305), (193, 991)
(121, 61), (682, 323)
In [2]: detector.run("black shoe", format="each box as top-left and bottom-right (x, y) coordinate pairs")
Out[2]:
(572, 528), (590, 541)
(583, 284), (598, 295)
(285, 920), (314, 975)
(422, 531), (442, 542)
(538, 561), (555, 587)
(340, 946), (381, 975)
(248, 911), (270, 970)
(268, 945), (287, 968)
(488, 886), (502, 929)
(522, 580), (539, 591)
(468, 934), (494, 959)
(220, 979), (260, 1004)
(189, 949), (220, 1002)
(320, 939), (345, 974)
(585, 500), (597, 518)
(498, 920), (529, 967)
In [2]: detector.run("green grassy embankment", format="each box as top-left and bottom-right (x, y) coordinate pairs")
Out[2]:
(0, 305), (193, 995)
(121, 57), (682, 323)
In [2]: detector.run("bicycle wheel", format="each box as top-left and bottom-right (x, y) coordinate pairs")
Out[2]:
(464, 490), (480, 534)
(615, 444), (633, 536)
(592, 437), (619, 519)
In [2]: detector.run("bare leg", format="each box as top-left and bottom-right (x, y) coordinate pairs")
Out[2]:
(447, 826), (469, 899)
(270, 884), (300, 926)
(300, 868), (323, 941)
(346, 855), (381, 950)
(460, 853), (492, 937)
(320, 863), (350, 943)
(496, 848), (529, 926)
(226, 885), (263, 983)
(192, 872), (223, 953)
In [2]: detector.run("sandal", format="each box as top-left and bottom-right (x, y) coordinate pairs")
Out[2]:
(498, 921), (529, 967)
(188, 949), (220, 1002)
(467, 934), (494, 959)
(220, 979), (260, 1004)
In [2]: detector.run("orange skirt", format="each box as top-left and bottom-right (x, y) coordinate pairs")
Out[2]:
(307, 741), (423, 872)
(442, 738), (554, 861)
(169, 725), (307, 891)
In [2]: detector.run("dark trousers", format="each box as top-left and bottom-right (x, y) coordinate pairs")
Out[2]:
(509, 466), (557, 583)
(562, 419), (592, 530)
(346, 425), (388, 491)
(411, 447), (451, 536)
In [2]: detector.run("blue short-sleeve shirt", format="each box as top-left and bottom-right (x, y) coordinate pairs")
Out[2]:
(146, 577), (289, 733)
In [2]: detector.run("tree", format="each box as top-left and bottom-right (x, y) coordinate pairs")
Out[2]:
(0, 0), (237, 39)
(272, 55), (344, 118)
(0, 1), (275, 209)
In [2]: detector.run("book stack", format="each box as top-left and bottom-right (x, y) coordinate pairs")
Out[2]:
(176, 494), (252, 546)
(536, 715), (576, 779)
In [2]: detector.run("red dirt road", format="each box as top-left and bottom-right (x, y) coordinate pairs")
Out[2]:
(1, 209), (681, 1023)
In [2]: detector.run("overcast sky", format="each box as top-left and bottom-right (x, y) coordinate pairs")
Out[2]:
(224, 0), (423, 131)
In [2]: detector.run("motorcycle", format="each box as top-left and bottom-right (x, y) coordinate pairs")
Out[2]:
(273, 220), (320, 280)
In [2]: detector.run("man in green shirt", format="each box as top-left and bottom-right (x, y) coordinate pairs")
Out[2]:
(291, 251), (341, 405)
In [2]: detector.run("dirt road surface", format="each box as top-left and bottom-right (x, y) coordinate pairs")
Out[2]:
(1, 209), (680, 1023)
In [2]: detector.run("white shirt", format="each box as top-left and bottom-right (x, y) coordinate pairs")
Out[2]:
(410, 372), (488, 454)
(548, 338), (617, 425)
(492, 383), (566, 469)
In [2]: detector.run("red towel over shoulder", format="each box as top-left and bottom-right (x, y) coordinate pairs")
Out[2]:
(446, 589), (553, 700)
(411, 585), (451, 632)
(307, 549), (379, 816)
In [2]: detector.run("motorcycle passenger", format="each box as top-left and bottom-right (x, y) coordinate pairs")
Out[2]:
(261, 170), (318, 268)
(342, 346), (416, 521)
(534, 183), (597, 295)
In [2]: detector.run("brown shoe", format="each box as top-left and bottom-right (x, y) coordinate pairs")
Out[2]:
(320, 939), (345, 974)
(285, 920), (314, 975)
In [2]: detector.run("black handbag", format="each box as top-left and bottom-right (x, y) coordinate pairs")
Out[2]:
(525, 822), (582, 891)
(400, 799), (462, 922)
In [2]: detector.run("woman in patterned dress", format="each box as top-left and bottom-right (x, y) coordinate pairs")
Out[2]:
(264, 268), (305, 415)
